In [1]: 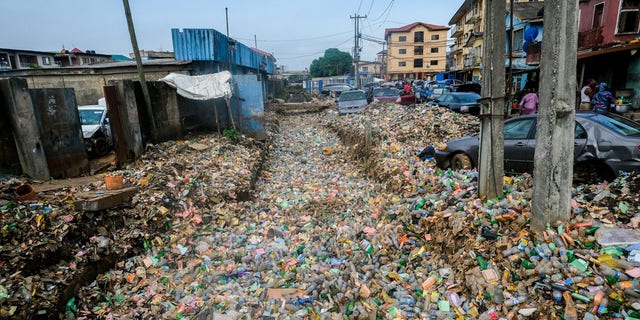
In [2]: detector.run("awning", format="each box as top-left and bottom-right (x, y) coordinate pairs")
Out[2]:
(578, 41), (640, 60)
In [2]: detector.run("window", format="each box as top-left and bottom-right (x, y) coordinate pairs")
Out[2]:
(399, 36), (407, 42)
(593, 3), (604, 28)
(363, 66), (368, 71)
(414, 46), (423, 55)
(431, 47), (439, 53)
(430, 60), (439, 66)
(504, 118), (535, 140)
(414, 31), (424, 43)
(414, 59), (423, 68)
(42, 56), (51, 65)
(399, 48), (407, 54)
(431, 34), (439, 40)
(617, 0), (640, 34)
(399, 61), (406, 67)
(513, 29), (524, 51)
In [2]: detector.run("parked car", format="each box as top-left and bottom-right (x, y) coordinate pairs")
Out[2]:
(454, 82), (482, 94)
(371, 87), (416, 105)
(432, 111), (640, 182)
(78, 105), (112, 156)
(426, 85), (453, 102)
(337, 90), (368, 114)
(320, 84), (353, 97)
(427, 92), (482, 115)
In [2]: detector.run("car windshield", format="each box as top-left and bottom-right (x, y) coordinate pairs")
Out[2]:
(339, 91), (366, 101)
(374, 88), (399, 97)
(79, 109), (104, 125)
(455, 93), (481, 103)
(588, 113), (640, 136)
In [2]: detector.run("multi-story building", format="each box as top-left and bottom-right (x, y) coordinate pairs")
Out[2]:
(578, 0), (640, 105)
(55, 48), (113, 67)
(0, 48), (59, 70)
(358, 61), (383, 79)
(449, 0), (485, 82)
(384, 22), (449, 81)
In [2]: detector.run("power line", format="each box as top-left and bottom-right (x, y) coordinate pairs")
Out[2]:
(276, 37), (353, 60)
(234, 31), (351, 43)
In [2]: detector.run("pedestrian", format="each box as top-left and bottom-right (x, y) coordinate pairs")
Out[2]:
(403, 81), (412, 95)
(519, 88), (539, 115)
(593, 82), (614, 113)
(579, 79), (597, 110)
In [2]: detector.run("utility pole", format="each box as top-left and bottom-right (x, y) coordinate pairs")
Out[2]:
(351, 14), (366, 89)
(254, 35), (257, 48)
(478, 0), (506, 200)
(531, 0), (578, 231)
(122, 0), (157, 141)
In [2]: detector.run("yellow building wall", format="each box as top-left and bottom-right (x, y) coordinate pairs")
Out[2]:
(387, 25), (448, 79)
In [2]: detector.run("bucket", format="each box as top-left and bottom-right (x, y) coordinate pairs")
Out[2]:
(15, 184), (38, 202)
(104, 174), (124, 190)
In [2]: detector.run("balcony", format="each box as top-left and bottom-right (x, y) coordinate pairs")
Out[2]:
(464, 54), (480, 68)
(578, 27), (604, 50)
(451, 25), (463, 37)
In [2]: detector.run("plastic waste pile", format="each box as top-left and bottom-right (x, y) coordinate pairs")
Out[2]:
(2, 102), (640, 319)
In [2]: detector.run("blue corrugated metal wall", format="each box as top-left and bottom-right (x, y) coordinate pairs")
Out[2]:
(172, 28), (274, 74)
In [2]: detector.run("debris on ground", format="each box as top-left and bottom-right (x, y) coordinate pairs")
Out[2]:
(2, 102), (640, 319)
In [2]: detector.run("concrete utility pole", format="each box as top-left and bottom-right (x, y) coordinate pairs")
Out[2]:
(531, 0), (578, 232)
(351, 14), (367, 89)
(478, 0), (506, 199)
(122, 0), (158, 141)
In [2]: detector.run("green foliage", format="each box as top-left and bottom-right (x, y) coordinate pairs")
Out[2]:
(223, 127), (241, 142)
(309, 48), (352, 77)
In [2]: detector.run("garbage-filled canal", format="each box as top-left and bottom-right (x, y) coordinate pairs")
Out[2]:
(3, 103), (640, 319)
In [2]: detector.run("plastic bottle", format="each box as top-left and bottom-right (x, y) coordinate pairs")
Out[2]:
(600, 265), (629, 282)
(504, 295), (530, 307)
(553, 290), (563, 302)
(478, 307), (498, 320)
(564, 291), (579, 320)
(502, 246), (520, 257)
(591, 291), (605, 314)
(614, 279), (640, 290)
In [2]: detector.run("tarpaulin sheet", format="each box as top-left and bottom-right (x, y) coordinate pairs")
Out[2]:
(161, 71), (232, 100)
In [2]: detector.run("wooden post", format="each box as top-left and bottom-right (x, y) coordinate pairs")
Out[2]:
(478, 0), (506, 199)
(0, 78), (50, 180)
(531, 0), (579, 231)
(224, 96), (236, 130)
(122, 0), (158, 142)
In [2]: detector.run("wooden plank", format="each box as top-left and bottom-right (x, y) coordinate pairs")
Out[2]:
(74, 186), (138, 212)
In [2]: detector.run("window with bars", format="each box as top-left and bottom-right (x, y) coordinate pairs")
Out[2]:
(414, 31), (424, 43)
(414, 46), (423, 55)
(414, 59), (423, 68)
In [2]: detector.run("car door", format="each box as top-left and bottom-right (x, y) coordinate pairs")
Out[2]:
(438, 94), (453, 108)
(503, 117), (536, 174)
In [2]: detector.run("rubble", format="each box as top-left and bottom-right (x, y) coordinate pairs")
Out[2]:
(2, 102), (640, 319)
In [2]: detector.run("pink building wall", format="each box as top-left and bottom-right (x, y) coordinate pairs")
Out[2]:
(579, 0), (639, 49)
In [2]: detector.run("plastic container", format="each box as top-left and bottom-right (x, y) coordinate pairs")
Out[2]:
(105, 174), (124, 190)
(15, 184), (38, 201)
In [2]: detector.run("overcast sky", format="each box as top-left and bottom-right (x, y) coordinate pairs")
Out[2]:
(2, 0), (463, 71)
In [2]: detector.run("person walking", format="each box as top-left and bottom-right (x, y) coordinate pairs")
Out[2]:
(579, 79), (597, 110)
(519, 89), (539, 115)
(593, 82), (614, 113)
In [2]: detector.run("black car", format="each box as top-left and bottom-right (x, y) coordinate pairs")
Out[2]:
(433, 112), (640, 182)
(427, 92), (481, 115)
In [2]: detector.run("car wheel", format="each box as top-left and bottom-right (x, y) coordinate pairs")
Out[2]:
(451, 153), (472, 170)
(93, 137), (110, 156)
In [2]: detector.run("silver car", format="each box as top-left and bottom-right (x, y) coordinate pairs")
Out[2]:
(337, 90), (368, 115)
(434, 111), (640, 182)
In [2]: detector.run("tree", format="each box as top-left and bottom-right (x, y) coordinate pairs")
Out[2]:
(309, 49), (352, 77)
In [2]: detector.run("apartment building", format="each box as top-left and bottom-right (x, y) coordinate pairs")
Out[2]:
(384, 22), (449, 81)
(449, 0), (486, 82)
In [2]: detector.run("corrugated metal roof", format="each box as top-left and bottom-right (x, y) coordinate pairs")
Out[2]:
(385, 22), (449, 38)
(172, 28), (275, 74)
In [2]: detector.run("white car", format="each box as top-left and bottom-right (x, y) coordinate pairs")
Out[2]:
(78, 105), (112, 156)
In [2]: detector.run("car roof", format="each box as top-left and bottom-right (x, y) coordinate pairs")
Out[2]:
(78, 105), (105, 110)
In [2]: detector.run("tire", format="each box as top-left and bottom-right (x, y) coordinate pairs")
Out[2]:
(451, 153), (472, 170)
(93, 138), (110, 156)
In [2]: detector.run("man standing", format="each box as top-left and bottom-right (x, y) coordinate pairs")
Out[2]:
(579, 79), (597, 110)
